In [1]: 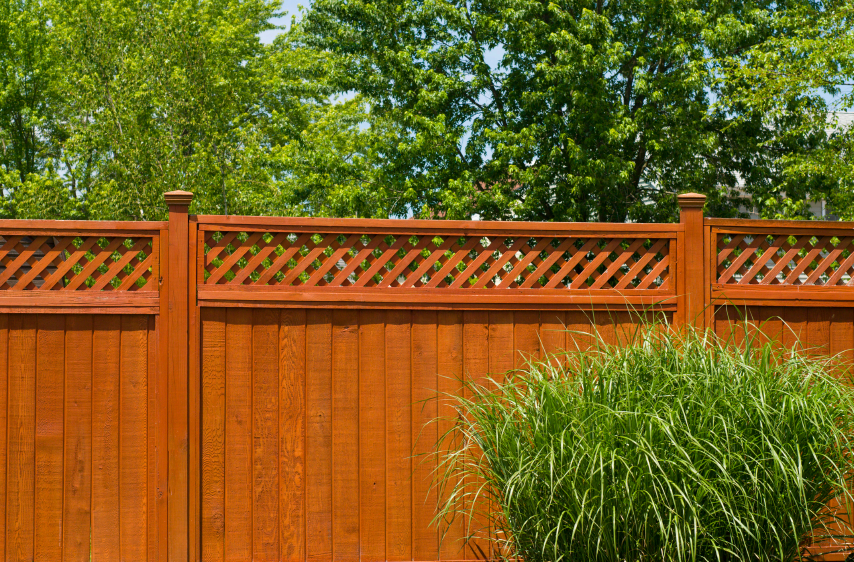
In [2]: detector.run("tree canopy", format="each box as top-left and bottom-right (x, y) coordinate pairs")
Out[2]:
(0, 0), (385, 220)
(1, 0), (852, 221)
(303, 0), (854, 221)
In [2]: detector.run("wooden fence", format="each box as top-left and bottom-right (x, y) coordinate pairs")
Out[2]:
(0, 191), (853, 561)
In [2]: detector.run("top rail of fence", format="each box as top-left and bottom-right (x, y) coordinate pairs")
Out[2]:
(195, 214), (683, 236)
(707, 217), (854, 236)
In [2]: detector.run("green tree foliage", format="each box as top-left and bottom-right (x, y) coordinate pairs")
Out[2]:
(303, 0), (853, 222)
(0, 0), (387, 219)
(1, 0), (852, 221)
(716, 3), (854, 219)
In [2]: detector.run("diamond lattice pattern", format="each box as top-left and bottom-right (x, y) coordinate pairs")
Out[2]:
(717, 233), (854, 286)
(0, 235), (156, 290)
(204, 231), (671, 290)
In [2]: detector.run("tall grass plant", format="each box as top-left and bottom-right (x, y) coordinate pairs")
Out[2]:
(436, 323), (854, 562)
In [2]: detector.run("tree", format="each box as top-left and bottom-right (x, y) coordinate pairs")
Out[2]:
(716, 3), (854, 220)
(302, 0), (849, 222)
(0, 0), (387, 220)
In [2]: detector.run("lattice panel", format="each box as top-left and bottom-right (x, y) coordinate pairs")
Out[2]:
(203, 231), (671, 290)
(0, 235), (156, 290)
(717, 232), (854, 286)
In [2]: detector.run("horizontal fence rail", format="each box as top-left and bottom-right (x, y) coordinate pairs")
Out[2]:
(0, 194), (851, 561)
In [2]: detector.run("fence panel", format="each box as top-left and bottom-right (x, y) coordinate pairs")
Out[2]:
(0, 313), (162, 561)
(194, 213), (681, 560)
(709, 217), (854, 560)
(0, 220), (166, 561)
(198, 307), (665, 561)
(6, 193), (854, 561)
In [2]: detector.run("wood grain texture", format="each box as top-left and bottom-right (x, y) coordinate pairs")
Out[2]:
(463, 311), (490, 560)
(540, 311), (566, 368)
(784, 307), (809, 356)
(120, 315), (149, 560)
(412, 311), (439, 561)
(253, 309), (280, 561)
(148, 315), (159, 562)
(332, 309), (360, 561)
(305, 309), (333, 561)
(279, 309), (306, 562)
(6, 315), (36, 562)
(808, 308), (832, 357)
(201, 308), (226, 562)
(757, 307), (783, 350)
(359, 310), (385, 562)
(437, 310), (465, 560)
(829, 308), (854, 370)
(189, 220), (202, 562)
(157, 229), (169, 562)
(513, 311), (540, 368)
(64, 315), (92, 562)
(0, 315), (7, 560)
(565, 311), (594, 352)
(488, 312), (514, 558)
(225, 308), (253, 562)
(34, 314), (64, 560)
(92, 315), (121, 561)
(385, 310), (412, 561)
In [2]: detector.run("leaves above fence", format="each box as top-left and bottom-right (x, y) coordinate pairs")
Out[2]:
(203, 230), (671, 290)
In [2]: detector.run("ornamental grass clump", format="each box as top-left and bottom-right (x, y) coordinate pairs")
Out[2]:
(436, 325), (854, 562)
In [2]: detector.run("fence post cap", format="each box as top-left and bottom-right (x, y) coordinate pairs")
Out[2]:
(164, 190), (194, 207)
(677, 192), (706, 209)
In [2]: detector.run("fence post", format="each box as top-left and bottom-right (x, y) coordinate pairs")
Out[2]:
(165, 190), (193, 561)
(677, 193), (707, 329)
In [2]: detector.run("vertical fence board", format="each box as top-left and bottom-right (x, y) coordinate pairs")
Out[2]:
(829, 309), (854, 369)
(808, 308), (832, 357)
(565, 311), (593, 352)
(120, 316), (149, 560)
(147, 315), (159, 562)
(757, 307), (783, 349)
(225, 308), (253, 561)
(92, 315), (121, 561)
(35, 314), (64, 561)
(359, 310), (386, 562)
(463, 311), (489, 560)
(63, 315), (93, 562)
(540, 311), (566, 367)
(488, 312), (513, 558)
(0, 315), (7, 560)
(253, 309), (280, 561)
(385, 310), (412, 561)
(202, 308), (226, 562)
(332, 309), (360, 561)
(280, 309), (306, 562)
(306, 309), (333, 561)
(783, 307), (809, 354)
(437, 310), (465, 561)
(513, 311), (540, 368)
(7, 315), (35, 562)
(412, 311), (439, 561)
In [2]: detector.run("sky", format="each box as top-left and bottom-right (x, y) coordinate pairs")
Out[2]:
(258, 0), (305, 44)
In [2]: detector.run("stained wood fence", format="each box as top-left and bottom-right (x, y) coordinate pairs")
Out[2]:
(0, 191), (853, 561)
